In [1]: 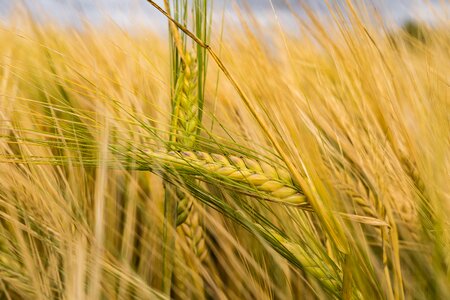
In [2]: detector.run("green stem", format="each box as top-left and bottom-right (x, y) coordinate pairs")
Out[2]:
(161, 182), (177, 295)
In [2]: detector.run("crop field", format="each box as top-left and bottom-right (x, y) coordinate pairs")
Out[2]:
(0, 1), (449, 299)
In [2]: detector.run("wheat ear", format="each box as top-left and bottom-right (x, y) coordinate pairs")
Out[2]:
(258, 226), (342, 292)
(171, 52), (199, 148)
(152, 150), (308, 206)
(337, 172), (419, 242)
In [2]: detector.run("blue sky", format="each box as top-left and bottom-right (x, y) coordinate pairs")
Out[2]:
(0, 0), (447, 29)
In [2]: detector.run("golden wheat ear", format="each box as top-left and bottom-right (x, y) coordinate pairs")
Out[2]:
(153, 150), (308, 206)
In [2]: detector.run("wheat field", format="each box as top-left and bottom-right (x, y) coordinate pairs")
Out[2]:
(0, 1), (449, 299)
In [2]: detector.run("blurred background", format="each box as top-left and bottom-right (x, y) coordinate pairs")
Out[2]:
(0, 0), (448, 30)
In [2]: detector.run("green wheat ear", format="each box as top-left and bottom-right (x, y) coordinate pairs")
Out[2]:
(173, 52), (199, 148)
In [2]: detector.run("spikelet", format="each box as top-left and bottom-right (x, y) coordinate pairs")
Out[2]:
(153, 150), (308, 206)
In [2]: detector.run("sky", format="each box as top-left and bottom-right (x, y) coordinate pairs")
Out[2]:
(0, 0), (448, 30)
